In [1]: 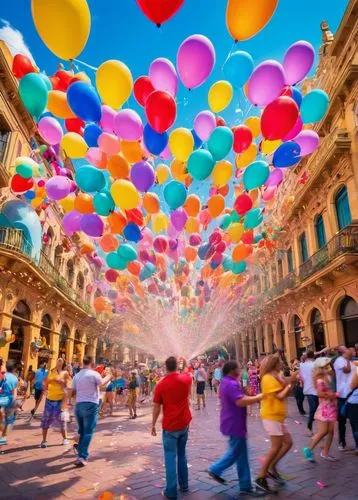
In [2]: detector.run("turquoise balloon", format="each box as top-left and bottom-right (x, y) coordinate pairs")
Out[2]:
(118, 243), (137, 262)
(163, 180), (187, 210)
(232, 261), (247, 274)
(207, 127), (233, 161)
(187, 150), (215, 181)
(93, 189), (114, 216)
(220, 213), (231, 229)
(223, 255), (233, 271)
(18, 73), (48, 120)
(106, 252), (127, 270)
(38, 73), (53, 91)
(16, 164), (33, 179)
(75, 165), (106, 193)
(243, 161), (269, 190)
(230, 210), (240, 223)
(223, 51), (254, 88)
(244, 208), (263, 229)
(300, 89), (329, 124)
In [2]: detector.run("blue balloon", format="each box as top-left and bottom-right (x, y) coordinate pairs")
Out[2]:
(243, 161), (270, 190)
(84, 123), (102, 147)
(244, 208), (263, 229)
(232, 261), (247, 275)
(140, 262), (156, 281)
(143, 124), (168, 155)
(191, 129), (203, 150)
(24, 190), (36, 200)
(223, 50), (254, 88)
(254, 234), (263, 243)
(291, 87), (302, 108)
(106, 252), (127, 270)
(75, 165), (106, 193)
(163, 180), (187, 210)
(67, 82), (102, 122)
(207, 127), (234, 161)
(93, 189), (115, 216)
(300, 89), (329, 124)
(198, 243), (211, 260)
(123, 223), (141, 242)
(187, 149), (215, 181)
(273, 141), (301, 168)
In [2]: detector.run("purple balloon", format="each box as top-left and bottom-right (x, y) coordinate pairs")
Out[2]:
(80, 213), (104, 237)
(149, 57), (178, 97)
(177, 35), (216, 90)
(194, 110), (216, 141)
(38, 116), (63, 145)
(248, 60), (285, 106)
(45, 176), (71, 200)
(282, 116), (303, 141)
(265, 168), (283, 187)
(169, 238), (179, 251)
(62, 210), (82, 235)
(100, 105), (116, 133)
(170, 208), (188, 231)
(294, 130), (319, 156)
(130, 161), (155, 192)
(113, 109), (143, 140)
(283, 41), (315, 85)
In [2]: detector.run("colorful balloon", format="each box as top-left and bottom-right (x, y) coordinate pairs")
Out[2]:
(75, 165), (106, 193)
(145, 90), (176, 133)
(143, 124), (168, 156)
(244, 116), (261, 138)
(244, 207), (263, 229)
(169, 128), (194, 162)
(38, 116), (63, 145)
(243, 161), (270, 190)
(113, 109), (143, 140)
(84, 123), (102, 147)
(212, 160), (233, 188)
(187, 150), (215, 181)
(45, 176), (71, 200)
(248, 60), (285, 106)
(164, 180), (187, 210)
(98, 133), (120, 156)
(233, 125), (253, 154)
(130, 161), (155, 192)
(136, 0), (184, 26)
(67, 82), (102, 122)
(96, 60), (133, 109)
(143, 192), (160, 214)
(156, 164), (170, 184)
(74, 192), (94, 213)
(300, 89), (329, 124)
(177, 35), (215, 90)
(208, 80), (233, 113)
(149, 57), (178, 96)
(10, 174), (34, 194)
(170, 208), (188, 231)
(283, 41), (315, 85)
(207, 127), (234, 161)
(62, 210), (82, 235)
(226, 0), (278, 41)
(118, 243), (137, 262)
(193, 110), (216, 142)
(48, 91), (75, 119)
(61, 132), (88, 158)
(93, 189), (115, 216)
(80, 213), (104, 237)
(294, 130), (319, 156)
(12, 54), (38, 79)
(133, 76), (155, 106)
(272, 141), (301, 168)
(100, 105), (116, 133)
(110, 179), (140, 209)
(208, 194), (225, 218)
(261, 97), (299, 140)
(235, 143), (257, 169)
(234, 193), (253, 215)
(18, 72), (48, 120)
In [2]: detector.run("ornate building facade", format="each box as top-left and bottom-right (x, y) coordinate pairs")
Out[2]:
(237, 1), (358, 362)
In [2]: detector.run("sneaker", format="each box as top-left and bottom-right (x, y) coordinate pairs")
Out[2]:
(30, 409), (35, 416)
(0, 437), (7, 445)
(268, 470), (286, 485)
(73, 443), (79, 455)
(40, 441), (47, 448)
(179, 486), (189, 493)
(320, 452), (338, 462)
(302, 447), (315, 462)
(63, 439), (70, 446)
(338, 444), (345, 451)
(207, 470), (226, 484)
(254, 477), (277, 494)
(239, 487), (265, 497)
(161, 490), (176, 499)
(75, 457), (88, 467)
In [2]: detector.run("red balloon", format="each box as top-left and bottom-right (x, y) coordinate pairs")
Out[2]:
(242, 230), (254, 245)
(11, 174), (34, 194)
(12, 54), (37, 79)
(136, 0), (184, 26)
(125, 208), (144, 227)
(105, 269), (119, 283)
(216, 116), (226, 127)
(216, 241), (226, 253)
(234, 193), (253, 216)
(54, 70), (74, 91)
(280, 85), (293, 98)
(134, 76), (155, 106)
(233, 125), (253, 154)
(65, 117), (85, 134)
(153, 236), (168, 253)
(261, 97), (299, 140)
(145, 90), (176, 133)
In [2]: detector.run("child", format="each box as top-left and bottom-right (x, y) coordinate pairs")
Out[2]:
(302, 357), (339, 462)
(127, 372), (138, 419)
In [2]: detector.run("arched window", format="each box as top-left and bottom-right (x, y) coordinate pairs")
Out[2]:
(67, 260), (74, 285)
(310, 308), (326, 351)
(340, 296), (358, 347)
(40, 314), (52, 349)
(9, 301), (31, 365)
(267, 324), (274, 353)
(278, 320), (285, 351)
(77, 272), (84, 294)
(315, 214), (326, 249)
(54, 245), (63, 270)
(299, 232), (308, 263)
(335, 186), (352, 230)
(287, 247), (294, 273)
(59, 324), (70, 358)
(292, 315), (304, 358)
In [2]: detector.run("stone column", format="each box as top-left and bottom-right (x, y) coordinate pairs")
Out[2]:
(0, 313), (12, 362)
(306, 217), (316, 256)
(325, 318), (344, 347)
(49, 332), (59, 370)
(24, 324), (41, 375)
(66, 337), (74, 363)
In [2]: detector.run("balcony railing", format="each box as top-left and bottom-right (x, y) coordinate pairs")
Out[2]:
(0, 226), (94, 315)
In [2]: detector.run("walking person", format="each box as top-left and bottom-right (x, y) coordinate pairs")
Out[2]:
(0, 360), (19, 445)
(30, 361), (48, 419)
(208, 361), (264, 497)
(300, 351), (318, 436)
(128, 372), (138, 419)
(346, 364), (358, 454)
(72, 356), (112, 467)
(207, 365), (213, 394)
(213, 363), (222, 394)
(195, 362), (207, 410)
(291, 357), (305, 416)
(334, 347), (354, 450)
(151, 356), (192, 499)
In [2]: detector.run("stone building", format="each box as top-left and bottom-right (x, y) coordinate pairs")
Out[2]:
(237, 1), (358, 362)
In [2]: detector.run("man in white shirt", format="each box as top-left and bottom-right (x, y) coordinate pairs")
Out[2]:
(333, 348), (354, 450)
(299, 351), (318, 436)
(72, 356), (111, 466)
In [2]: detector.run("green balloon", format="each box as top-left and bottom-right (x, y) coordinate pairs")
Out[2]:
(230, 210), (240, 223)
(244, 208), (263, 229)
(18, 73), (48, 121)
(16, 163), (33, 179)
(232, 261), (246, 274)
(187, 150), (215, 181)
(220, 213), (231, 229)
(207, 126), (233, 161)
(118, 243), (137, 262)
(243, 160), (270, 190)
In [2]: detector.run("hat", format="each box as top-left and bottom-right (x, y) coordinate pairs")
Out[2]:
(314, 357), (331, 369)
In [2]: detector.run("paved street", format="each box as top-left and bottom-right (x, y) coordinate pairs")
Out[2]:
(0, 394), (356, 500)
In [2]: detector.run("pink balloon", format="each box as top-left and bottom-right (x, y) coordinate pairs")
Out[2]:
(98, 133), (120, 156)
(262, 185), (276, 201)
(138, 227), (153, 249)
(45, 176), (71, 200)
(265, 168), (283, 187)
(149, 57), (178, 97)
(294, 130), (319, 156)
(189, 234), (202, 246)
(100, 105), (116, 133)
(248, 60), (285, 106)
(62, 210), (82, 235)
(159, 143), (172, 160)
(170, 208), (187, 231)
(283, 41), (315, 85)
(282, 116), (303, 141)
(194, 110), (216, 141)
(177, 35), (216, 90)
(38, 116), (63, 145)
(113, 109), (143, 141)
(85, 147), (107, 167)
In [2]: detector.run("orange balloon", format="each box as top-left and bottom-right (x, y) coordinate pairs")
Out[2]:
(184, 246), (197, 262)
(207, 194), (225, 218)
(183, 194), (201, 217)
(108, 211), (126, 234)
(250, 188), (260, 203)
(120, 140), (143, 163)
(80, 242), (94, 255)
(218, 184), (230, 197)
(99, 233), (119, 252)
(74, 193), (94, 214)
(232, 242), (252, 263)
(170, 159), (188, 182)
(185, 217), (200, 234)
(127, 260), (141, 276)
(143, 192), (160, 214)
(98, 492), (114, 500)
(94, 296), (107, 313)
(47, 90), (76, 119)
(185, 175), (193, 189)
(107, 154), (130, 179)
(155, 253), (166, 270)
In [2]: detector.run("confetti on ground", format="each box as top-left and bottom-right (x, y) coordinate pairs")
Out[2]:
(317, 481), (325, 488)
(294, 420), (302, 425)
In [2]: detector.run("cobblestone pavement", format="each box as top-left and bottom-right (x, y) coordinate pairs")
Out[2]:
(0, 394), (356, 499)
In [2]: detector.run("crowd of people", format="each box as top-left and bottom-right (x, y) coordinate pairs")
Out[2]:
(0, 344), (358, 496)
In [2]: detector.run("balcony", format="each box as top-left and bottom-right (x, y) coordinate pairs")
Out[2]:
(0, 226), (94, 315)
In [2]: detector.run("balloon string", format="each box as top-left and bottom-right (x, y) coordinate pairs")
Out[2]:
(221, 41), (236, 70)
(71, 58), (98, 71)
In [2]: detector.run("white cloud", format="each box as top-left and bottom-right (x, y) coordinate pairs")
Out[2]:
(0, 19), (35, 64)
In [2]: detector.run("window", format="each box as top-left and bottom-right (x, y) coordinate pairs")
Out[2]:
(0, 130), (10, 162)
(67, 260), (74, 284)
(271, 264), (277, 285)
(277, 259), (283, 280)
(335, 186), (352, 230)
(287, 248), (294, 273)
(315, 214), (326, 249)
(299, 232), (308, 263)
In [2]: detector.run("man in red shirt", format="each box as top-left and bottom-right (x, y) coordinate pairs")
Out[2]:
(152, 356), (192, 499)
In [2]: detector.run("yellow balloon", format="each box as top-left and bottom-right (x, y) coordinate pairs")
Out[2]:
(261, 138), (282, 155)
(244, 116), (261, 138)
(170, 159), (188, 182)
(226, 0), (278, 41)
(47, 90), (76, 119)
(212, 160), (233, 187)
(152, 212), (169, 233)
(74, 71), (91, 84)
(208, 80), (233, 113)
(228, 223), (244, 243)
(59, 195), (75, 213)
(235, 144), (257, 169)
(61, 132), (87, 158)
(185, 217), (200, 234)
(31, 0), (91, 60)
(96, 60), (133, 109)
(169, 128), (194, 162)
(156, 164), (170, 184)
(110, 179), (140, 210)
(31, 197), (43, 208)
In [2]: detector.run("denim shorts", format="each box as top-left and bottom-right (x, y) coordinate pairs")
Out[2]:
(41, 399), (63, 429)
(0, 395), (16, 426)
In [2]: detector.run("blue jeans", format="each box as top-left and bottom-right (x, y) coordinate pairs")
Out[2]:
(306, 395), (319, 431)
(209, 436), (251, 492)
(75, 402), (99, 460)
(162, 427), (189, 499)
